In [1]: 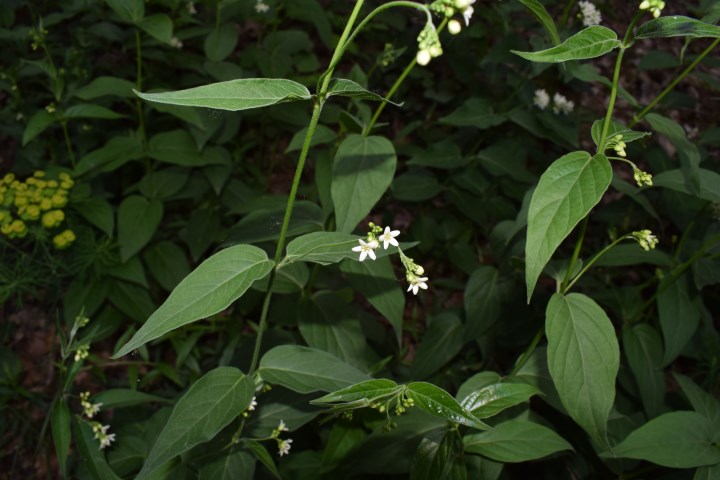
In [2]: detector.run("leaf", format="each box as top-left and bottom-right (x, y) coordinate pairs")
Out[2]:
(311, 379), (401, 406)
(658, 275), (701, 365)
(517, 0), (561, 45)
(281, 232), (358, 266)
(673, 373), (720, 428)
(646, 113), (701, 195)
(331, 134), (397, 233)
(134, 78), (311, 111)
(411, 429), (465, 480)
(51, 400), (71, 479)
(326, 78), (401, 105)
(622, 324), (664, 418)
(440, 98), (506, 129)
(205, 23), (239, 62)
(93, 389), (171, 409)
(546, 293), (619, 448)
(136, 367), (254, 480)
(464, 419), (573, 462)
(464, 266), (503, 339)
(392, 169), (443, 202)
(72, 197), (114, 237)
(198, 450), (255, 480)
(74, 418), (122, 480)
(591, 119), (651, 151)
(245, 440), (281, 479)
(512, 26), (621, 62)
(73, 76), (136, 99)
(117, 195), (163, 262)
(285, 124), (336, 153)
(654, 168), (720, 202)
(460, 383), (541, 419)
(74, 135), (144, 177)
(148, 130), (224, 167)
(635, 16), (720, 40)
(22, 110), (55, 145)
(410, 313), (464, 380)
(139, 14), (172, 44)
(113, 245), (273, 357)
(609, 411), (720, 468)
(525, 152), (611, 300)
(64, 104), (125, 120)
(105, 0), (144, 24)
(406, 382), (490, 430)
(258, 345), (370, 394)
(694, 464), (720, 480)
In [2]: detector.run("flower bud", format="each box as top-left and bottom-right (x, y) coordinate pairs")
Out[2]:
(416, 49), (431, 66)
(448, 19), (462, 35)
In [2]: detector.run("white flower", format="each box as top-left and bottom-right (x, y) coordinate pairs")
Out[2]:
(632, 230), (658, 251)
(378, 226), (400, 250)
(170, 36), (183, 49)
(352, 239), (379, 262)
(578, 1), (602, 26)
(277, 420), (289, 432)
(640, 0), (665, 18)
(416, 49), (431, 66)
(448, 19), (462, 35)
(255, 1), (270, 13)
(99, 433), (116, 449)
(462, 5), (475, 26)
(407, 276), (429, 295)
(278, 438), (293, 456)
(91, 422), (116, 450)
(248, 396), (257, 411)
(533, 89), (550, 110)
(552, 93), (574, 115)
(186, 1), (197, 15)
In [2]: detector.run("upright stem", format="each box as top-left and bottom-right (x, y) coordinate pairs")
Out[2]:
(60, 121), (76, 167)
(630, 38), (719, 128)
(318, 0), (366, 95)
(510, 328), (544, 377)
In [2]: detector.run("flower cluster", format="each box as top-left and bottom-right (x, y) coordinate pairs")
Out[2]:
(241, 396), (258, 418)
(606, 135), (653, 187)
(533, 90), (574, 114)
(80, 391), (102, 419)
(578, 1), (602, 26)
(416, 23), (443, 66)
(271, 420), (292, 457)
(74, 344), (89, 362)
(255, 0), (270, 14)
(633, 168), (653, 187)
(632, 230), (659, 251)
(0, 171), (75, 248)
(639, 0), (665, 18)
(91, 422), (116, 450)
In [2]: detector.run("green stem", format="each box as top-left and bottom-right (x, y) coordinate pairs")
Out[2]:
(363, 17), (448, 136)
(510, 328), (544, 377)
(563, 235), (634, 293)
(630, 38), (719, 128)
(559, 0), (578, 27)
(560, 216), (588, 291)
(60, 121), (76, 167)
(135, 30), (147, 150)
(317, 0), (367, 95)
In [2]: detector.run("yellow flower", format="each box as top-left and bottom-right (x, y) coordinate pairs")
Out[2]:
(40, 198), (52, 210)
(47, 180), (58, 188)
(60, 179), (74, 189)
(53, 229), (75, 249)
(25, 204), (40, 220)
(51, 193), (67, 208)
(2, 173), (15, 184)
(14, 196), (27, 207)
(42, 209), (64, 228)
(33, 170), (45, 178)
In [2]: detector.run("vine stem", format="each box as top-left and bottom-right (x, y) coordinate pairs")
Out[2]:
(629, 37), (719, 128)
(248, 0), (366, 376)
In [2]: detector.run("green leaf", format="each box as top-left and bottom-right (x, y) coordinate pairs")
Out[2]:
(72, 197), (114, 237)
(204, 23), (239, 62)
(332, 134), (397, 233)
(653, 168), (720, 202)
(525, 152), (611, 300)
(646, 113), (701, 194)
(64, 104), (125, 120)
(658, 275), (701, 365)
(74, 135), (144, 177)
(694, 464), (720, 480)
(139, 14), (172, 44)
(518, 0), (561, 45)
(105, 0), (144, 24)
(340, 256), (404, 346)
(281, 232), (358, 266)
(460, 383), (541, 419)
(198, 450), (255, 480)
(410, 313), (464, 380)
(258, 345), (371, 394)
(456, 372), (502, 404)
(392, 169), (443, 202)
(609, 411), (720, 468)
(285, 124), (337, 153)
(635, 16), (720, 40)
(464, 419), (573, 462)
(51, 400), (71, 479)
(113, 245), (273, 357)
(74, 418), (122, 480)
(440, 98), (506, 129)
(93, 389), (171, 409)
(512, 26), (621, 63)
(464, 266), (503, 339)
(148, 130), (224, 167)
(22, 110), (55, 145)
(143, 241), (191, 292)
(136, 367), (254, 480)
(411, 429), (466, 480)
(622, 324), (664, 418)
(406, 382), (490, 430)
(245, 440), (281, 479)
(546, 293), (619, 448)
(73, 76), (136, 99)
(673, 373), (720, 428)
(134, 78), (311, 111)
(311, 379), (401, 406)
(591, 119), (651, 151)
(326, 78), (401, 105)
(139, 169), (190, 200)
(117, 195), (163, 262)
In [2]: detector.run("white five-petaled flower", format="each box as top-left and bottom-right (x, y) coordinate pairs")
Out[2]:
(378, 226), (400, 250)
(533, 89), (550, 110)
(407, 276), (429, 295)
(278, 438), (293, 456)
(255, 1), (269, 13)
(352, 239), (379, 262)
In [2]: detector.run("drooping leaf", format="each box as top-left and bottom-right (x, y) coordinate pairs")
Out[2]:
(464, 266), (504, 338)
(517, 0), (561, 45)
(512, 26), (621, 63)
(646, 113), (701, 195)
(258, 345), (370, 394)
(653, 168), (720, 202)
(525, 152), (612, 300)
(546, 293), (619, 448)
(143, 241), (191, 292)
(460, 383), (541, 419)
(135, 78), (311, 111)
(117, 195), (163, 262)
(635, 16), (720, 40)
(609, 411), (720, 468)
(463, 419), (573, 462)
(93, 389), (171, 409)
(113, 245), (273, 357)
(622, 324), (664, 418)
(326, 78), (401, 105)
(198, 450), (255, 480)
(591, 119), (652, 151)
(331, 134), (397, 233)
(245, 440), (281, 479)
(406, 382), (489, 430)
(673, 373), (720, 429)
(72, 197), (114, 237)
(136, 368), (254, 480)
(74, 135), (144, 177)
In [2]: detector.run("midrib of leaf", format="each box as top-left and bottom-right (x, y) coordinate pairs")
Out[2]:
(285, 239), (356, 263)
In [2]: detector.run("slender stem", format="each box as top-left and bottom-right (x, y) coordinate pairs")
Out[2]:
(559, 0), (578, 27)
(563, 235), (633, 293)
(135, 30), (147, 150)
(561, 215), (588, 291)
(364, 18), (448, 136)
(60, 121), (76, 167)
(630, 38), (719, 128)
(317, 0), (367, 95)
(510, 328), (544, 377)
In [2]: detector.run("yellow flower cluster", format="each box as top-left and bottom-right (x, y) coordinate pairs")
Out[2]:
(0, 171), (76, 248)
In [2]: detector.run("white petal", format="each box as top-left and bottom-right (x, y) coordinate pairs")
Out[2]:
(359, 250), (367, 261)
(352, 246), (363, 252)
(388, 237), (399, 247)
(368, 249), (377, 261)
(419, 282), (428, 290)
(368, 240), (379, 249)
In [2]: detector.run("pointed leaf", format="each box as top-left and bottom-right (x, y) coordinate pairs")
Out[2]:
(198, 450), (255, 480)
(410, 313), (464, 380)
(463, 419), (573, 462)
(518, 0), (561, 45)
(647, 113), (701, 194)
(51, 400), (71, 478)
(327, 78), (401, 105)
(139, 14), (172, 44)
(591, 119), (651, 151)
(22, 110), (56, 145)
(464, 266), (503, 338)
(245, 440), (281, 479)
(411, 429), (466, 480)
(460, 383), (541, 419)
(134, 78), (311, 111)
(64, 104), (125, 120)
(74, 418), (122, 480)
(204, 23), (239, 62)
(117, 195), (163, 262)
(105, 0), (144, 24)
(113, 245), (273, 357)
(512, 26), (621, 63)
(658, 275), (701, 365)
(635, 16), (720, 40)
(406, 382), (490, 430)
(282, 232), (358, 266)
(73, 76), (136, 99)
(609, 411), (720, 468)
(311, 379), (400, 406)
(546, 293), (619, 448)
(136, 367), (254, 480)
(673, 373), (720, 428)
(622, 324), (664, 418)
(525, 152), (611, 300)
(653, 168), (720, 202)
(332, 134), (397, 233)
(258, 345), (370, 394)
